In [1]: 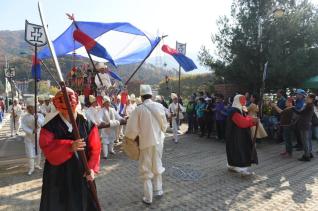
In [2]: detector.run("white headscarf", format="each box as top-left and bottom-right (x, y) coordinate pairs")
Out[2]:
(232, 94), (244, 112)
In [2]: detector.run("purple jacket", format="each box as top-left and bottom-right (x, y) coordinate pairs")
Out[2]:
(215, 102), (226, 121)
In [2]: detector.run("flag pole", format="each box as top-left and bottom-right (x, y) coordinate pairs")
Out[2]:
(40, 60), (59, 86)
(123, 35), (167, 88)
(34, 45), (38, 155)
(177, 65), (181, 123)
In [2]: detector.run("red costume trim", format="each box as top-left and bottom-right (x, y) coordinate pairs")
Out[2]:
(232, 112), (255, 128)
(39, 128), (73, 166)
(87, 126), (101, 173)
(39, 126), (101, 173)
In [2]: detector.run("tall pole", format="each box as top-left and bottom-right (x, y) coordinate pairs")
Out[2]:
(34, 45), (38, 155)
(177, 65), (181, 122)
(10, 67), (16, 132)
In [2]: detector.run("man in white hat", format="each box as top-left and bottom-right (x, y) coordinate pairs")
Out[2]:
(168, 93), (185, 143)
(95, 62), (112, 91)
(98, 95), (124, 159)
(85, 95), (100, 125)
(124, 94), (137, 117)
(21, 98), (45, 175)
(8, 98), (22, 136)
(125, 84), (168, 205)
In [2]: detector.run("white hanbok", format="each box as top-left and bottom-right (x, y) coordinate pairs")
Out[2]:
(168, 102), (185, 142)
(8, 104), (22, 136)
(98, 107), (123, 158)
(85, 106), (100, 125)
(125, 99), (168, 203)
(21, 112), (45, 174)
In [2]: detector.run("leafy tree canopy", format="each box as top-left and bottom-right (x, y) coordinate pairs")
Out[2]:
(199, 0), (318, 93)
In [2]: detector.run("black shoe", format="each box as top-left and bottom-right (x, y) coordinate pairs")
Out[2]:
(293, 144), (301, 148)
(296, 147), (303, 151)
(298, 156), (311, 162)
(310, 153), (314, 158)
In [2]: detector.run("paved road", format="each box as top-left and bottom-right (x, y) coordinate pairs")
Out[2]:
(1, 117), (318, 211)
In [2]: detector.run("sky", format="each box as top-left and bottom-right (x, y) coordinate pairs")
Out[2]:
(1, 0), (318, 72)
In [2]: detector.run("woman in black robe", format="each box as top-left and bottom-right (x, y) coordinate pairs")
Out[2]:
(225, 94), (258, 176)
(39, 88), (101, 211)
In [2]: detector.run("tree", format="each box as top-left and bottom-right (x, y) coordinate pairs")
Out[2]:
(199, 0), (318, 93)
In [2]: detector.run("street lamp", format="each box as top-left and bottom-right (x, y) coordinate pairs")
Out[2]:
(258, 6), (285, 118)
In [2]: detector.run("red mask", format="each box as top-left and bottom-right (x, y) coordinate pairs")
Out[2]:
(53, 88), (78, 116)
(239, 96), (247, 106)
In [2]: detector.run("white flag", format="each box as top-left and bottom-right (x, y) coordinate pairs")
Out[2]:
(176, 42), (186, 55)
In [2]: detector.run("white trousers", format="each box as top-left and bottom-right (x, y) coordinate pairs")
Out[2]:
(10, 118), (20, 135)
(25, 140), (41, 171)
(139, 144), (165, 203)
(172, 118), (178, 141)
(102, 143), (114, 158)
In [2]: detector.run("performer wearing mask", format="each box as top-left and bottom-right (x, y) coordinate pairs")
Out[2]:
(39, 88), (101, 211)
(85, 95), (100, 125)
(98, 95), (124, 159)
(225, 95), (258, 176)
(21, 98), (45, 175)
(169, 93), (185, 143)
(125, 84), (168, 205)
(9, 98), (22, 136)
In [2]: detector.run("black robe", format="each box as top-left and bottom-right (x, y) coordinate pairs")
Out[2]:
(225, 108), (258, 167)
(39, 114), (99, 211)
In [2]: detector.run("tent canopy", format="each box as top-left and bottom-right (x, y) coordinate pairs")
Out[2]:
(303, 75), (318, 89)
(38, 21), (160, 66)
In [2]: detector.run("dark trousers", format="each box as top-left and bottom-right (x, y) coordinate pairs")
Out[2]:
(282, 127), (293, 154)
(205, 119), (214, 137)
(294, 128), (303, 148)
(187, 114), (195, 133)
(198, 117), (205, 136)
(216, 120), (226, 140)
(300, 129), (312, 158)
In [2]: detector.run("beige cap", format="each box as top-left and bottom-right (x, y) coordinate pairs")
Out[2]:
(130, 94), (136, 101)
(155, 95), (162, 101)
(26, 98), (35, 107)
(38, 95), (44, 101)
(140, 84), (152, 96)
(171, 93), (178, 99)
(44, 94), (51, 101)
(78, 95), (85, 104)
(136, 97), (142, 105)
(95, 62), (107, 70)
(103, 95), (111, 103)
(89, 95), (96, 104)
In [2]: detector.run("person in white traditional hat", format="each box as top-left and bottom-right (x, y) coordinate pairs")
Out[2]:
(94, 62), (112, 91)
(8, 98), (22, 136)
(124, 94), (137, 117)
(21, 98), (45, 175)
(125, 84), (168, 205)
(85, 95), (100, 125)
(42, 94), (56, 114)
(98, 95), (124, 159)
(37, 95), (46, 115)
(168, 93), (185, 143)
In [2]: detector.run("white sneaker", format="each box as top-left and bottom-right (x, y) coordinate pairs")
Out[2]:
(28, 169), (34, 175)
(142, 197), (152, 205)
(154, 190), (164, 197)
(35, 165), (42, 170)
(239, 169), (255, 177)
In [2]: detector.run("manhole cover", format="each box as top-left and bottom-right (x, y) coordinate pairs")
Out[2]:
(166, 165), (204, 181)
